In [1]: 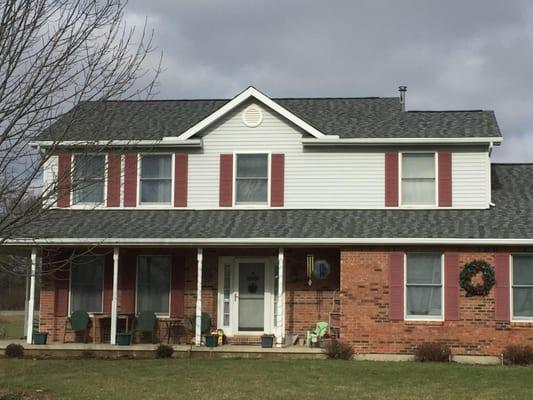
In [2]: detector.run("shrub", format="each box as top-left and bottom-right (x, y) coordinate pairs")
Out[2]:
(503, 344), (533, 365)
(5, 343), (24, 359)
(155, 344), (174, 359)
(414, 342), (451, 362)
(324, 339), (354, 360)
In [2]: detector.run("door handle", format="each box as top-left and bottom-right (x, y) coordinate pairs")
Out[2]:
(234, 293), (239, 301)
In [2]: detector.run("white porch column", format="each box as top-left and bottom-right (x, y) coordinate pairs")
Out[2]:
(110, 247), (119, 345)
(276, 248), (285, 346)
(26, 248), (38, 344)
(23, 259), (30, 339)
(195, 248), (203, 346)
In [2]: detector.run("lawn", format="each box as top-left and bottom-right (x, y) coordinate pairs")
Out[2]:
(1, 358), (533, 400)
(0, 314), (24, 340)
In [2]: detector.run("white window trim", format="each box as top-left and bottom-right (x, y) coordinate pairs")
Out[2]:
(70, 153), (108, 209)
(233, 152), (271, 207)
(510, 253), (533, 323)
(399, 151), (439, 209)
(135, 254), (172, 317)
(136, 153), (174, 207)
(68, 255), (105, 316)
(404, 252), (445, 322)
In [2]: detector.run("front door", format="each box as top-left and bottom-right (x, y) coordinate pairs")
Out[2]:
(238, 262), (265, 331)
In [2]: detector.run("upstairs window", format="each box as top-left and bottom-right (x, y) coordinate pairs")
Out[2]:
(512, 255), (533, 319)
(72, 154), (105, 204)
(136, 255), (171, 315)
(140, 154), (172, 204)
(235, 154), (268, 204)
(401, 153), (436, 206)
(70, 255), (104, 313)
(405, 253), (443, 319)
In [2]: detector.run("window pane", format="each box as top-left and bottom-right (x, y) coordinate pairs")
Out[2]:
(236, 179), (268, 203)
(141, 155), (171, 179)
(402, 180), (435, 205)
(514, 256), (533, 285)
(237, 154), (268, 178)
(513, 288), (533, 317)
(406, 254), (441, 284)
(70, 256), (103, 313)
(137, 256), (170, 314)
(74, 155), (105, 179)
(407, 287), (442, 316)
(402, 154), (435, 179)
(74, 182), (104, 204)
(141, 180), (171, 203)
(73, 155), (105, 203)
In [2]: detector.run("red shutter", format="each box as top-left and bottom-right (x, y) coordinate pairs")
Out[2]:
(389, 252), (404, 321)
(54, 267), (70, 317)
(444, 253), (460, 320)
(107, 153), (121, 207)
(438, 152), (452, 207)
(494, 253), (510, 321)
(119, 252), (136, 314)
(385, 152), (399, 207)
(271, 153), (285, 207)
(174, 153), (188, 207)
(57, 153), (71, 207)
(170, 254), (185, 318)
(219, 154), (233, 207)
(102, 253), (113, 313)
(124, 153), (137, 207)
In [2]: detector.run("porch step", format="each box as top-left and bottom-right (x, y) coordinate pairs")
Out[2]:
(226, 335), (262, 346)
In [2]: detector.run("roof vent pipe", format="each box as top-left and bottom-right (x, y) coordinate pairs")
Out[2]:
(398, 86), (407, 111)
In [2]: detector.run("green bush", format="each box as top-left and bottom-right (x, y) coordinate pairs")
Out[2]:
(324, 339), (354, 360)
(503, 344), (533, 365)
(155, 344), (174, 359)
(414, 342), (450, 362)
(5, 343), (24, 359)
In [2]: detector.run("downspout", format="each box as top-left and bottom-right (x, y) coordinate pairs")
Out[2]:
(488, 141), (495, 207)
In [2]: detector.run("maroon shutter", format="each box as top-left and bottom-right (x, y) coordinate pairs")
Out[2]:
(119, 252), (136, 314)
(170, 254), (185, 318)
(389, 252), (404, 320)
(57, 153), (71, 207)
(107, 153), (121, 207)
(444, 253), (460, 320)
(438, 152), (452, 207)
(124, 153), (137, 207)
(54, 267), (70, 317)
(174, 153), (188, 207)
(494, 253), (510, 321)
(219, 154), (233, 207)
(385, 152), (399, 207)
(102, 253), (113, 314)
(271, 153), (285, 207)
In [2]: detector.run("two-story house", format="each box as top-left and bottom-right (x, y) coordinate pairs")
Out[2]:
(12, 86), (533, 357)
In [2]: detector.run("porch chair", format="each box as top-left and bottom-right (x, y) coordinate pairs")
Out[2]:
(306, 321), (329, 347)
(63, 310), (90, 343)
(132, 311), (157, 343)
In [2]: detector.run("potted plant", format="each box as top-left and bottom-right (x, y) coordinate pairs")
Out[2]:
(261, 334), (275, 348)
(32, 332), (48, 345)
(116, 332), (132, 346)
(204, 332), (218, 348)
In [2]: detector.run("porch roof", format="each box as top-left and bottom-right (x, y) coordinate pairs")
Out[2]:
(8, 164), (533, 245)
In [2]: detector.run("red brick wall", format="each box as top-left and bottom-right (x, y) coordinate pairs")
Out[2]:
(340, 247), (533, 356)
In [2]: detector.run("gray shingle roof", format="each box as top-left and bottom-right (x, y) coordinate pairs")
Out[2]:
(14, 164), (532, 242)
(37, 96), (501, 141)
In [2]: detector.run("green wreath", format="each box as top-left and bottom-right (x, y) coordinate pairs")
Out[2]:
(459, 260), (495, 297)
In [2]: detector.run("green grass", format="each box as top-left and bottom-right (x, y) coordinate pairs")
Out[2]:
(1, 359), (533, 399)
(0, 314), (24, 340)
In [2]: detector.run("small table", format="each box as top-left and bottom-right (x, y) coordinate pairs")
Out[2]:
(91, 313), (133, 344)
(159, 318), (186, 344)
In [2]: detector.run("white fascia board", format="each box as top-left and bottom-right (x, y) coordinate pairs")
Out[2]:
(177, 86), (335, 140)
(302, 137), (503, 146)
(5, 237), (533, 246)
(30, 139), (202, 149)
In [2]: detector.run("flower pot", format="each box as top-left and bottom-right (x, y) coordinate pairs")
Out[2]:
(116, 333), (132, 346)
(205, 334), (218, 348)
(261, 335), (274, 348)
(32, 332), (48, 345)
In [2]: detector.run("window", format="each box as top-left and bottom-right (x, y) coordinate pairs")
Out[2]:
(140, 155), (172, 203)
(136, 255), (171, 315)
(235, 154), (268, 204)
(405, 253), (442, 318)
(401, 153), (436, 206)
(72, 154), (105, 204)
(70, 256), (104, 313)
(512, 255), (533, 319)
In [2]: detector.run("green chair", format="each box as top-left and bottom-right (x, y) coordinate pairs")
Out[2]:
(132, 311), (157, 343)
(306, 321), (329, 347)
(188, 312), (211, 335)
(63, 310), (90, 343)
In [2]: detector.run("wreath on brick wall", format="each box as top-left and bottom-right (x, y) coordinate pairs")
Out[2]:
(459, 260), (495, 297)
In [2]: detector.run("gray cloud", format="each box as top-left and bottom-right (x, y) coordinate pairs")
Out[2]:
(126, 0), (533, 162)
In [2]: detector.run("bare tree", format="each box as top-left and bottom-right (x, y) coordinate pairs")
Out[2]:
(0, 0), (161, 276)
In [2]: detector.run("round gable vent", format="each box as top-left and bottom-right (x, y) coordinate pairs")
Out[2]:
(242, 105), (263, 128)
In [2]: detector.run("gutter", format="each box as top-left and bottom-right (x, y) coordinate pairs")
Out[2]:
(302, 137), (504, 146)
(30, 138), (203, 149)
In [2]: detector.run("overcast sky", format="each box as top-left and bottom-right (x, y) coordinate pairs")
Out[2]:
(126, 0), (533, 162)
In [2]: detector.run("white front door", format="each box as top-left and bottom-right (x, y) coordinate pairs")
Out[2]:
(218, 257), (276, 336)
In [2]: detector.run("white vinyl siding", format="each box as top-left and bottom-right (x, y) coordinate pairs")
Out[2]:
(452, 152), (489, 209)
(42, 155), (58, 207)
